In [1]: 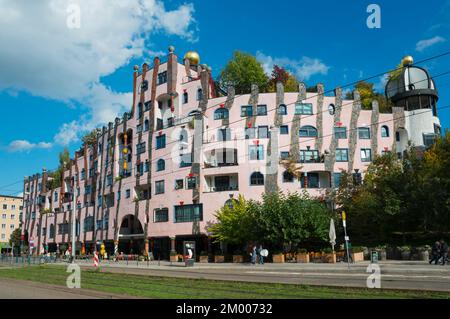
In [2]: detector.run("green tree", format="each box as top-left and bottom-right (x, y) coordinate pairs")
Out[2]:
(218, 51), (268, 94)
(345, 81), (392, 113)
(208, 195), (254, 245)
(47, 148), (70, 190)
(267, 65), (299, 93)
(81, 128), (101, 147)
(9, 228), (21, 248)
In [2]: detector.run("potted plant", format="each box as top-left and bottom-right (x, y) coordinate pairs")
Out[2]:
(199, 251), (209, 263)
(400, 246), (411, 260)
(272, 250), (285, 263)
(138, 255), (146, 262)
(169, 251), (178, 262)
(232, 250), (244, 263)
(321, 248), (336, 263)
(351, 246), (365, 262)
(214, 250), (225, 263)
(296, 248), (310, 263)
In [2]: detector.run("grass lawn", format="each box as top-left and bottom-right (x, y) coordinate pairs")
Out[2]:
(0, 265), (449, 299)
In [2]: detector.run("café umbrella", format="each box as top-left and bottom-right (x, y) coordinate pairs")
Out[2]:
(329, 218), (336, 252)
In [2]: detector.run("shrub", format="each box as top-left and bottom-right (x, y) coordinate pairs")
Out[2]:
(296, 248), (308, 254)
(352, 246), (364, 253)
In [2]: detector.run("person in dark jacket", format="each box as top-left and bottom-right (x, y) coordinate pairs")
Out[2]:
(429, 241), (441, 265)
(439, 239), (448, 266)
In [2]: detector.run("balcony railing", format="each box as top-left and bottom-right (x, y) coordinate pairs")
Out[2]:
(204, 185), (239, 193)
(204, 161), (238, 168)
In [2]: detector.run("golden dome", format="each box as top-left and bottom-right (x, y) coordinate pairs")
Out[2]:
(402, 55), (414, 66)
(184, 51), (200, 65)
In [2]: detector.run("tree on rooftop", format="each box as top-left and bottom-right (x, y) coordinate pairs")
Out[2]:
(218, 51), (268, 94)
(267, 65), (299, 93)
(81, 128), (101, 147)
(345, 81), (392, 113)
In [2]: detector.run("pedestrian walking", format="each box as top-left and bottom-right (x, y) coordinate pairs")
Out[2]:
(429, 241), (441, 265)
(257, 245), (265, 265)
(250, 246), (257, 265)
(439, 239), (448, 266)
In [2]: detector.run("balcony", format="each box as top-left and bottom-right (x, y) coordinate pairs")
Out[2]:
(204, 174), (239, 193)
(204, 148), (238, 168)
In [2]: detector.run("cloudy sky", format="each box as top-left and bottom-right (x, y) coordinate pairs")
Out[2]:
(0, 0), (449, 195)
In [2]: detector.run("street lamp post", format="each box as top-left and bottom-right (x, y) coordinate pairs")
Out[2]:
(71, 192), (76, 262)
(342, 211), (351, 270)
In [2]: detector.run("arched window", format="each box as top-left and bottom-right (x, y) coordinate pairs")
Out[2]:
(299, 125), (318, 137)
(381, 125), (389, 137)
(278, 104), (287, 115)
(282, 171), (294, 183)
(250, 172), (264, 185)
(183, 92), (188, 104)
(156, 159), (165, 172)
(144, 119), (149, 132)
(214, 108), (229, 120)
(197, 88), (203, 101)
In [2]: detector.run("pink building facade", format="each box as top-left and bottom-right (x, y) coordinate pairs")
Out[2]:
(22, 50), (441, 258)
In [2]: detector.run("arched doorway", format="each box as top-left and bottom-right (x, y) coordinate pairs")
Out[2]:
(118, 215), (144, 255)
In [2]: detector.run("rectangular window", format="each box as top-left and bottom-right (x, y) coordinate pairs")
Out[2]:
(423, 133), (437, 147)
(258, 126), (269, 139)
(156, 135), (166, 149)
(84, 185), (91, 194)
(106, 174), (113, 186)
(186, 177), (197, 189)
(295, 103), (313, 115)
(136, 142), (146, 154)
(280, 126), (289, 135)
(249, 145), (264, 160)
(240, 105), (253, 117)
(334, 127), (347, 139)
(333, 173), (342, 187)
(154, 208), (169, 223)
(174, 204), (203, 223)
(245, 127), (256, 139)
(217, 128), (231, 142)
(360, 148), (372, 162)
(300, 150), (319, 163)
(358, 127), (371, 139)
(125, 189), (131, 198)
(300, 172), (319, 188)
(336, 148), (349, 162)
(155, 180), (165, 195)
(157, 71), (167, 85)
(175, 179), (184, 190)
(180, 153), (192, 168)
(83, 216), (94, 232)
(257, 104), (267, 115)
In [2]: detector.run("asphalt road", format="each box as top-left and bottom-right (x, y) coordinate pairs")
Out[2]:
(0, 277), (133, 299)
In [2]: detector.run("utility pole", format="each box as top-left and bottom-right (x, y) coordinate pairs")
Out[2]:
(342, 211), (351, 270)
(71, 191), (76, 262)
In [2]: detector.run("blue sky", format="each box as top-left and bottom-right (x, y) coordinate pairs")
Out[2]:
(0, 0), (449, 195)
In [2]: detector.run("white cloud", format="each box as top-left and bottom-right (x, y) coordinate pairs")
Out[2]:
(415, 36), (446, 52)
(256, 51), (329, 81)
(0, 0), (196, 146)
(374, 74), (389, 93)
(8, 140), (52, 153)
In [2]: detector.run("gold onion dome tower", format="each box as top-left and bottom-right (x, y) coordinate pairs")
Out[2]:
(184, 51), (200, 65)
